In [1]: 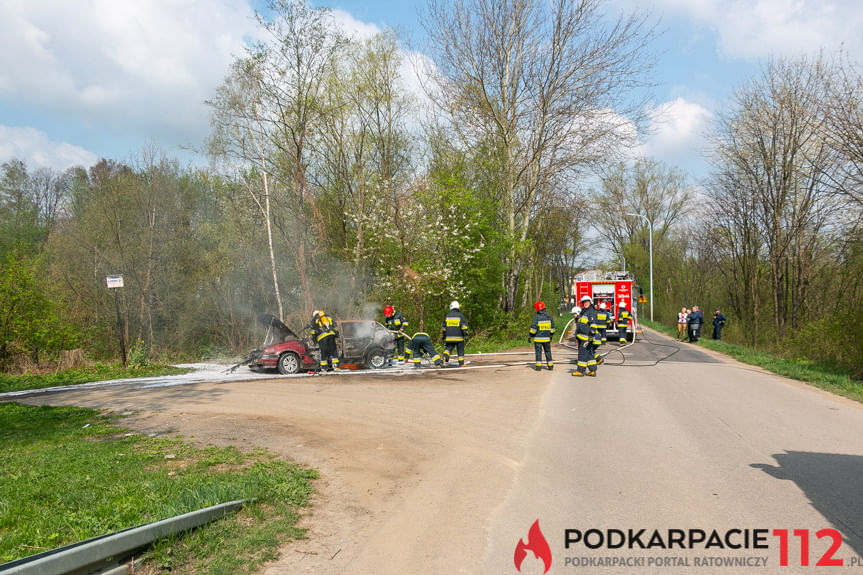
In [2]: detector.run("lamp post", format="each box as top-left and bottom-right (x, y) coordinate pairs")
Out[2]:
(626, 213), (653, 322)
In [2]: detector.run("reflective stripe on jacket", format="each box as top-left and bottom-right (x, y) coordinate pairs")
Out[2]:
(529, 311), (556, 343)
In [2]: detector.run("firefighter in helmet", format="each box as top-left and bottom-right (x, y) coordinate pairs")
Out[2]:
(528, 301), (556, 371)
(441, 300), (469, 367)
(616, 301), (631, 346)
(571, 303), (597, 377)
(383, 304), (409, 365)
(310, 309), (340, 372)
(578, 295), (602, 367)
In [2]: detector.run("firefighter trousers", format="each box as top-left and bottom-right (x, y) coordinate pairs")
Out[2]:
(319, 336), (339, 370)
(576, 340), (596, 374)
(443, 340), (465, 366)
(408, 334), (442, 367)
(533, 341), (552, 367)
(393, 335), (406, 361)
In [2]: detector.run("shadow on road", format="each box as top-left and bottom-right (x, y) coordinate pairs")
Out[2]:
(751, 451), (863, 557)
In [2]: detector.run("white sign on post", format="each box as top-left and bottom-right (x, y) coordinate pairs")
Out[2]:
(106, 275), (124, 289)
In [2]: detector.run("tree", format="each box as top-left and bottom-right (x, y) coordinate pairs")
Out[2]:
(314, 31), (416, 307)
(711, 55), (843, 339)
(209, 0), (347, 317)
(421, 0), (655, 312)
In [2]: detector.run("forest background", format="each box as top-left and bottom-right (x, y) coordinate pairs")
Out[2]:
(1, 0), (861, 379)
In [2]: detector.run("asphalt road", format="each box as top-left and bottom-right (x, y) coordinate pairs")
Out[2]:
(8, 329), (863, 574)
(481, 329), (863, 574)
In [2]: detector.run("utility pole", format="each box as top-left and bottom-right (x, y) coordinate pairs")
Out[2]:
(626, 213), (653, 322)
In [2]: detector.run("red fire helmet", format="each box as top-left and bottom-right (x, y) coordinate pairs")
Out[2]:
(534, 301), (545, 311)
(384, 305), (394, 316)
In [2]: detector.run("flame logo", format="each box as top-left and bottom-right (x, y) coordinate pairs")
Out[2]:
(514, 520), (552, 574)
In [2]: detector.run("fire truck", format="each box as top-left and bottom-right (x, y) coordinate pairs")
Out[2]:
(570, 270), (640, 342)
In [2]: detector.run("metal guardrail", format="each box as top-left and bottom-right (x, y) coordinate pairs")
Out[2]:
(0, 499), (248, 575)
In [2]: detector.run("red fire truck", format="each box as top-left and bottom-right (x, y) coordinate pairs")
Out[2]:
(570, 270), (639, 342)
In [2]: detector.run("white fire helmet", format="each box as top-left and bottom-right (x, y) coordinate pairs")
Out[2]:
(599, 302), (607, 310)
(580, 295), (592, 303)
(619, 301), (626, 308)
(571, 306), (582, 315)
(450, 300), (460, 309)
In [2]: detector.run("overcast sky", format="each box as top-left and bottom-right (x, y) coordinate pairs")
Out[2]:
(1, 0), (862, 182)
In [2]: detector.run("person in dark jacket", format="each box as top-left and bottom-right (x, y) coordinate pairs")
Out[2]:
(310, 309), (340, 371)
(616, 302), (632, 346)
(441, 300), (469, 366)
(528, 301), (556, 371)
(383, 304), (409, 364)
(712, 308), (727, 340)
(571, 306), (597, 377)
(406, 332), (443, 368)
(579, 295), (602, 366)
(687, 306), (704, 342)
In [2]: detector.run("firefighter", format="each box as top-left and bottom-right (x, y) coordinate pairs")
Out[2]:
(579, 295), (602, 367)
(571, 306), (597, 377)
(310, 309), (340, 372)
(383, 304), (409, 365)
(406, 332), (443, 368)
(528, 301), (555, 371)
(616, 301), (632, 346)
(441, 300), (469, 367)
(595, 301), (611, 345)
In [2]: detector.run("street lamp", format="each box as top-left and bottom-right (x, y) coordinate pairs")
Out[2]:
(626, 212), (653, 322)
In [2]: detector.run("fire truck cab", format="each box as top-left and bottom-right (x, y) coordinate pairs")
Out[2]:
(570, 270), (639, 343)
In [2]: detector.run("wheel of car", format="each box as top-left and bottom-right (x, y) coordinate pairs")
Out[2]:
(278, 352), (300, 375)
(365, 347), (387, 369)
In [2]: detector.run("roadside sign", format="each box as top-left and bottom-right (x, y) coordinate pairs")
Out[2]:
(638, 295), (647, 303)
(106, 275), (124, 289)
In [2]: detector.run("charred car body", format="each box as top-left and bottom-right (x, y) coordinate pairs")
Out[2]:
(246, 314), (395, 374)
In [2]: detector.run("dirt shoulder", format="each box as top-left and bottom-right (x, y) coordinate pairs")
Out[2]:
(17, 355), (551, 574)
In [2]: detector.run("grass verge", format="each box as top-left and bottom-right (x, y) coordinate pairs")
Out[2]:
(0, 363), (192, 394)
(642, 320), (863, 404)
(0, 403), (317, 573)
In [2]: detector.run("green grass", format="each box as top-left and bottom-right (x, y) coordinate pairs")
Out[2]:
(0, 403), (317, 572)
(0, 363), (192, 394)
(642, 320), (863, 404)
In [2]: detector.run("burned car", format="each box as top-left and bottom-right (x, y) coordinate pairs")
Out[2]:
(245, 314), (395, 374)
(335, 319), (395, 369)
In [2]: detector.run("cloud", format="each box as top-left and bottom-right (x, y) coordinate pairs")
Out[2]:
(0, 125), (98, 170)
(643, 0), (863, 61)
(0, 0), (258, 152)
(634, 97), (713, 173)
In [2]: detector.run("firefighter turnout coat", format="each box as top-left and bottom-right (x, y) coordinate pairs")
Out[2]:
(529, 310), (556, 343)
(442, 309), (469, 342)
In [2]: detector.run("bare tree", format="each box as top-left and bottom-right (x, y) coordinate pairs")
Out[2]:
(822, 53), (863, 207)
(420, 0), (655, 312)
(710, 55), (843, 339)
(592, 159), (691, 260)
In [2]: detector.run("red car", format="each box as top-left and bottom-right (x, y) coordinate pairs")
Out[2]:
(247, 314), (394, 374)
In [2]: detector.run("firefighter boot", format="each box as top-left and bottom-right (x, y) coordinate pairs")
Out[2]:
(547, 363), (554, 371)
(572, 371), (585, 377)
(535, 363), (542, 371)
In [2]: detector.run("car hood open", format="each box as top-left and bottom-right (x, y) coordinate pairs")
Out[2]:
(257, 313), (301, 344)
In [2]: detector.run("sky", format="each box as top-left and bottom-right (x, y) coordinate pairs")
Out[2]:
(1, 0), (862, 183)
